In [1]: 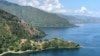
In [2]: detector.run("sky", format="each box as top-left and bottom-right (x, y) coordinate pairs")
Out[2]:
(60, 0), (100, 11)
(6, 0), (100, 17)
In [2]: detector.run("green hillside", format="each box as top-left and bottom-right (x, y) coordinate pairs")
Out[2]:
(0, 0), (74, 27)
(0, 9), (46, 39)
(0, 9), (46, 53)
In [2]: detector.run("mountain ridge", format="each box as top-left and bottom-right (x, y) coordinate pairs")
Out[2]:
(0, 9), (46, 39)
(0, 0), (74, 27)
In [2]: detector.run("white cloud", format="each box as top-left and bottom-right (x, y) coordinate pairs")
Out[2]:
(80, 6), (87, 13)
(69, 6), (100, 17)
(7, 0), (100, 17)
(75, 6), (88, 14)
(8, 0), (66, 13)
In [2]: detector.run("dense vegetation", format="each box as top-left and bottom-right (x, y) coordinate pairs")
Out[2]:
(0, 9), (46, 54)
(0, 0), (74, 27)
(15, 38), (80, 51)
(42, 38), (80, 49)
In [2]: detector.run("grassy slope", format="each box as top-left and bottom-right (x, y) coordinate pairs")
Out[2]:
(0, 9), (46, 39)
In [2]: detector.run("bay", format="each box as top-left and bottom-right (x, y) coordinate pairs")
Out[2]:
(4, 23), (100, 56)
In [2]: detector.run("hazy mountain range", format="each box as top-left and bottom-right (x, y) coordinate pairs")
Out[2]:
(59, 14), (100, 24)
(0, 0), (74, 27)
(0, 0), (99, 27)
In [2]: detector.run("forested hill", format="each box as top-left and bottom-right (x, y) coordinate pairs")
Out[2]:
(0, 9), (46, 40)
(0, 0), (74, 27)
(0, 9), (46, 53)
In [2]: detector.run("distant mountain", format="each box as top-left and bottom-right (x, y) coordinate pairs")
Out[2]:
(59, 14), (100, 24)
(0, 0), (74, 27)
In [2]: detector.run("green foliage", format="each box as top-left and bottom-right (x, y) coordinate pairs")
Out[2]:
(0, 9), (46, 54)
(42, 38), (80, 49)
(20, 41), (32, 51)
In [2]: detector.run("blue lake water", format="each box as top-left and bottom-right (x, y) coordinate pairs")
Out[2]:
(42, 23), (100, 47)
(4, 23), (100, 56)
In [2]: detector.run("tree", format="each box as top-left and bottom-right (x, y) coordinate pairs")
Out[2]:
(20, 41), (32, 51)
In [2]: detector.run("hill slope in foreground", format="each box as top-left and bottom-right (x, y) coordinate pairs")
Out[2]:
(0, 0), (74, 27)
(0, 9), (46, 53)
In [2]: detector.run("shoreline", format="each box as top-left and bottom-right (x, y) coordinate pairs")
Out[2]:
(0, 47), (80, 56)
(0, 50), (33, 56)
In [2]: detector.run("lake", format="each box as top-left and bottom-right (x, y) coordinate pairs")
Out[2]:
(3, 23), (100, 56)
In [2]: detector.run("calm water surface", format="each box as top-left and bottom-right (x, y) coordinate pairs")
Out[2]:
(4, 23), (100, 56)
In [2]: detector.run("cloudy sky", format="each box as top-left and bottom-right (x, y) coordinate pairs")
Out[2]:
(6, 0), (100, 17)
